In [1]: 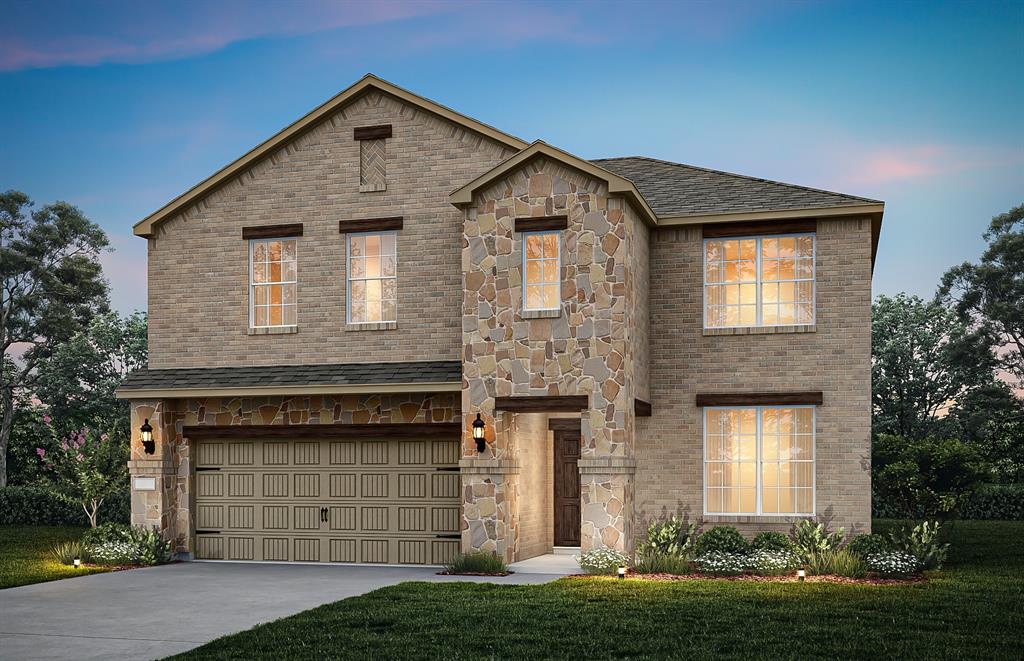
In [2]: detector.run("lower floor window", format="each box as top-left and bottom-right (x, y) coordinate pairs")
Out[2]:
(704, 406), (815, 515)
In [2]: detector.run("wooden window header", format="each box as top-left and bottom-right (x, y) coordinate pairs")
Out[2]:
(514, 215), (569, 232)
(695, 392), (824, 407)
(353, 124), (392, 140)
(241, 223), (304, 240)
(338, 217), (404, 233)
(547, 418), (582, 431)
(702, 219), (817, 239)
(183, 422), (458, 439)
(494, 395), (588, 413)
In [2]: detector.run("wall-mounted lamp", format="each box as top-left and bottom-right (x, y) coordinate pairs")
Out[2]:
(472, 413), (486, 453)
(140, 419), (155, 455)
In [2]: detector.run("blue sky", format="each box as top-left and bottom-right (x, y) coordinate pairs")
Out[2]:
(2, 0), (1021, 313)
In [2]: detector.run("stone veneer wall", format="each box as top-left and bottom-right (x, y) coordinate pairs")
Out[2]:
(129, 392), (458, 554)
(460, 156), (644, 560)
(636, 217), (873, 537)
(146, 90), (515, 369)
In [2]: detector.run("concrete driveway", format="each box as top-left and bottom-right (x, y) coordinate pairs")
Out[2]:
(0, 562), (563, 661)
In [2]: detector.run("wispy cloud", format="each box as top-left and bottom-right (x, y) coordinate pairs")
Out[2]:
(837, 144), (1024, 187)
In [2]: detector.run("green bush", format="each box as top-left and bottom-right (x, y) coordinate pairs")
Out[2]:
(873, 434), (986, 519)
(130, 527), (173, 566)
(747, 549), (800, 575)
(631, 552), (692, 575)
(576, 549), (629, 575)
(81, 522), (133, 546)
(693, 551), (747, 576)
(0, 485), (130, 526)
(82, 524), (172, 566)
(693, 526), (749, 555)
(636, 516), (699, 559)
(49, 540), (91, 565)
(805, 548), (868, 578)
(887, 521), (949, 570)
(961, 484), (1024, 520)
(867, 551), (919, 576)
(751, 531), (793, 552)
(846, 533), (890, 559)
(442, 551), (508, 575)
(790, 519), (845, 564)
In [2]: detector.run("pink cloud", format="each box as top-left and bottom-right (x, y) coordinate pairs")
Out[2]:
(837, 144), (1023, 187)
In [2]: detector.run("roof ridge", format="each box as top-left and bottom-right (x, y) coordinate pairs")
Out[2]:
(591, 155), (881, 205)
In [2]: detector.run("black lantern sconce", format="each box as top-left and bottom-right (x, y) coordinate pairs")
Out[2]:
(140, 418), (155, 455)
(472, 413), (486, 453)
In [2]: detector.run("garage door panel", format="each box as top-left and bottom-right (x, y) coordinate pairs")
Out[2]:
(194, 437), (461, 564)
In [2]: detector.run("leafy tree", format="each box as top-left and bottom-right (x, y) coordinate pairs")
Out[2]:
(873, 434), (986, 519)
(939, 203), (1024, 383)
(945, 382), (1024, 483)
(36, 420), (127, 528)
(0, 190), (109, 486)
(35, 311), (147, 441)
(872, 293), (999, 439)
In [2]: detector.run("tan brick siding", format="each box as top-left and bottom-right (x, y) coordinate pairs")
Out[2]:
(515, 413), (553, 559)
(636, 217), (873, 537)
(147, 91), (513, 368)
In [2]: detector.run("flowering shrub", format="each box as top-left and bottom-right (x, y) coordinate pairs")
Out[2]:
(81, 524), (172, 566)
(867, 551), (920, 576)
(576, 549), (629, 575)
(693, 551), (748, 575)
(887, 521), (949, 570)
(90, 540), (140, 565)
(747, 549), (800, 575)
(791, 519), (845, 564)
(637, 516), (699, 559)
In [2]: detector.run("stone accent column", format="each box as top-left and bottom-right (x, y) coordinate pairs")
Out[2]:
(128, 400), (184, 553)
(579, 458), (636, 553)
(459, 458), (520, 562)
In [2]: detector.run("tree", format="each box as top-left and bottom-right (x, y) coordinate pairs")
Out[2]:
(36, 420), (127, 528)
(945, 382), (1024, 483)
(0, 190), (109, 486)
(939, 203), (1024, 383)
(35, 311), (147, 441)
(872, 293), (999, 439)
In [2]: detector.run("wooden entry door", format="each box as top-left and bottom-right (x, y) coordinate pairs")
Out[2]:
(553, 430), (581, 547)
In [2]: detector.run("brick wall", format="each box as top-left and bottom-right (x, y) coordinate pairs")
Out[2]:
(636, 217), (873, 537)
(146, 91), (514, 368)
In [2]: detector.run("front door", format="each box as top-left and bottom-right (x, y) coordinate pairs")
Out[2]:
(553, 430), (581, 547)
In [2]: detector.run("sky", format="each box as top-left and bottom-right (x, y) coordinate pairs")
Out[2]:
(1, 0), (1021, 314)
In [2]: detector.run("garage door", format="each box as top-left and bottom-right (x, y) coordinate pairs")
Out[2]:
(192, 437), (462, 564)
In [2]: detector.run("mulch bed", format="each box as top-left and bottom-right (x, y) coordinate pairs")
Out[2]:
(569, 572), (926, 585)
(437, 571), (515, 577)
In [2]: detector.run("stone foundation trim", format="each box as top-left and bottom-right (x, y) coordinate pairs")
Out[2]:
(459, 458), (521, 475)
(578, 457), (636, 475)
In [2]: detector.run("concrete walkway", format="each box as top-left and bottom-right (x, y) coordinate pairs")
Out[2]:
(0, 561), (564, 661)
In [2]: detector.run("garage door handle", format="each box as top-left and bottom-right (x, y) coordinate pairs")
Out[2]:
(196, 467), (220, 472)
(435, 534), (460, 539)
(320, 507), (328, 523)
(434, 467), (460, 472)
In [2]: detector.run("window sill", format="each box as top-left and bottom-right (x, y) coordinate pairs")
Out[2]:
(345, 321), (397, 331)
(521, 309), (561, 319)
(701, 514), (813, 525)
(359, 183), (386, 193)
(703, 324), (816, 337)
(248, 325), (298, 336)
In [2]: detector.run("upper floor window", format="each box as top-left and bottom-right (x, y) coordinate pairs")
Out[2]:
(704, 406), (815, 516)
(347, 232), (397, 324)
(250, 238), (297, 328)
(523, 231), (560, 311)
(704, 234), (815, 328)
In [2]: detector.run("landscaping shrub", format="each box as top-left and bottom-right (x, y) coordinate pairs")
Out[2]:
(576, 549), (629, 575)
(48, 540), (90, 565)
(846, 533), (890, 559)
(0, 485), (130, 526)
(631, 552), (692, 575)
(747, 549), (799, 575)
(693, 526), (749, 556)
(887, 521), (949, 570)
(693, 551), (747, 576)
(81, 522), (133, 546)
(866, 551), (920, 577)
(805, 548), (868, 578)
(81, 524), (172, 566)
(790, 519), (845, 564)
(636, 516), (699, 559)
(961, 483), (1024, 520)
(442, 551), (508, 575)
(751, 531), (793, 552)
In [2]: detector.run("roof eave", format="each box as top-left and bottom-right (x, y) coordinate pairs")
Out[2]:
(115, 380), (462, 400)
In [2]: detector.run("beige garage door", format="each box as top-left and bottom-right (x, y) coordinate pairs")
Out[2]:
(193, 437), (462, 564)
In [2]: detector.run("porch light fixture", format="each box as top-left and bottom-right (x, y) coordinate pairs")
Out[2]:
(797, 568), (806, 582)
(472, 413), (486, 453)
(140, 419), (155, 455)
(617, 566), (626, 580)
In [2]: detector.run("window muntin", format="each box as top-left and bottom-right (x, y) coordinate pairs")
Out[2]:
(704, 406), (815, 516)
(523, 231), (560, 311)
(249, 238), (297, 328)
(704, 234), (815, 328)
(347, 232), (397, 324)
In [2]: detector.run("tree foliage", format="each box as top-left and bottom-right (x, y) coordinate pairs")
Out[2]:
(873, 434), (986, 519)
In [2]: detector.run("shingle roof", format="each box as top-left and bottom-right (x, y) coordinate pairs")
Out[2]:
(118, 361), (461, 392)
(592, 156), (881, 218)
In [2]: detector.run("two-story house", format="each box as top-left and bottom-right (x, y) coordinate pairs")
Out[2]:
(117, 74), (881, 565)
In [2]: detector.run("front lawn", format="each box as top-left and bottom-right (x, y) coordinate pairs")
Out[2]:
(0, 525), (112, 589)
(170, 520), (1022, 660)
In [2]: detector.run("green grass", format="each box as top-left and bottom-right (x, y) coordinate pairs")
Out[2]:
(169, 520), (1024, 660)
(0, 525), (111, 589)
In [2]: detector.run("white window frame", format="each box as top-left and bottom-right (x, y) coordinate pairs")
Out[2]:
(702, 405), (816, 517)
(702, 233), (816, 329)
(248, 237), (297, 329)
(521, 230), (561, 312)
(345, 230), (398, 324)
